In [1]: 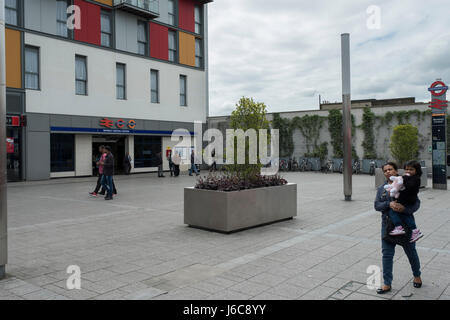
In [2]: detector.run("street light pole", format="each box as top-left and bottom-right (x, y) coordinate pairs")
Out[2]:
(341, 33), (352, 201)
(0, 0), (8, 279)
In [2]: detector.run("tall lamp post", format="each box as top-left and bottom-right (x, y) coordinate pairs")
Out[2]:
(0, 0), (8, 279)
(341, 33), (352, 201)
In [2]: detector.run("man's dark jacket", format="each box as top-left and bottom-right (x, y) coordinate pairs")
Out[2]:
(103, 153), (114, 176)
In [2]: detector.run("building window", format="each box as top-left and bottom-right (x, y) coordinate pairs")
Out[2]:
(168, 0), (176, 26)
(180, 75), (187, 106)
(134, 136), (162, 168)
(5, 0), (19, 26)
(56, 0), (69, 37)
(101, 10), (112, 47)
(195, 5), (202, 34)
(25, 46), (40, 90)
(116, 63), (126, 100)
(168, 30), (177, 62)
(51, 134), (75, 172)
(137, 21), (148, 56)
(75, 55), (87, 95)
(151, 69), (159, 103)
(195, 38), (202, 68)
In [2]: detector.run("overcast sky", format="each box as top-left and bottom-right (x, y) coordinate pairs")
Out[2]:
(207, 0), (450, 116)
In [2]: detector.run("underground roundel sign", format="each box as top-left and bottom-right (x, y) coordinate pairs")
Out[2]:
(428, 81), (448, 97)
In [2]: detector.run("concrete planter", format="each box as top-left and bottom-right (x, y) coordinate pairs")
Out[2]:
(375, 167), (428, 189)
(184, 183), (297, 233)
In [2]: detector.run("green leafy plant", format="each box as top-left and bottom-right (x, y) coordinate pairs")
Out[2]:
(227, 97), (270, 178)
(360, 107), (377, 159)
(272, 113), (294, 157)
(389, 124), (419, 167)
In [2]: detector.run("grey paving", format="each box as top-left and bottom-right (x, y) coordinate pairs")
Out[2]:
(0, 172), (449, 300)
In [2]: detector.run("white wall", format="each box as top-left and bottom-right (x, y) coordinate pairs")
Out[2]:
(25, 33), (208, 123)
(75, 134), (92, 176)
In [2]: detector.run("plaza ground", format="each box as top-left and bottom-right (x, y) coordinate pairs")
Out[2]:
(0, 172), (449, 300)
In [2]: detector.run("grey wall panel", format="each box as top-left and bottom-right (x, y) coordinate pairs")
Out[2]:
(115, 11), (138, 54)
(144, 120), (161, 131)
(115, 11), (128, 52)
(6, 91), (25, 113)
(26, 113), (50, 132)
(50, 114), (72, 127)
(41, 0), (57, 35)
(155, 0), (169, 25)
(71, 116), (91, 128)
(24, 0), (42, 31)
(26, 131), (50, 180)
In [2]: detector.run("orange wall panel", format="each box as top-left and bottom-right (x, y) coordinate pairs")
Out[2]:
(93, 0), (113, 6)
(5, 28), (22, 89)
(179, 32), (195, 67)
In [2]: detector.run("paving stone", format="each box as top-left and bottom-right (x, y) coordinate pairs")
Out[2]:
(229, 281), (271, 297)
(264, 283), (309, 299)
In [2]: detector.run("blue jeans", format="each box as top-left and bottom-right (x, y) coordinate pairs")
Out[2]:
(101, 175), (114, 197)
(381, 216), (421, 286)
(388, 208), (417, 229)
(189, 164), (199, 175)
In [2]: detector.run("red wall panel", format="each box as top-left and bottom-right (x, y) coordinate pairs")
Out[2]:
(150, 22), (168, 60)
(178, 0), (195, 33)
(74, 0), (101, 45)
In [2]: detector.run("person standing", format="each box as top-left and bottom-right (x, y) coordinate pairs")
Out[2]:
(101, 146), (115, 200)
(173, 152), (181, 177)
(124, 152), (132, 175)
(189, 149), (199, 176)
(374, 162), (422, 294)
(167, 150), (174, 177)
(90, 145), (106, 197)
(157, 151), (165, 178)
(210, 149), (217, 172)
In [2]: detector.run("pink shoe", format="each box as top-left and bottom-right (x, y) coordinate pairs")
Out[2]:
(389, 226), (406, 236)
(410, 229), (424, 243)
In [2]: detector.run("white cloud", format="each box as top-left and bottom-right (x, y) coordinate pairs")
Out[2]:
(207, 0), (450, 115)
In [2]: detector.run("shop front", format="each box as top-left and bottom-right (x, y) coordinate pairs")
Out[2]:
(22, 113), (198, 181)
(6, 115), (23, 182)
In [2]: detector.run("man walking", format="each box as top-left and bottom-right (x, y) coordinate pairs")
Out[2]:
(189, 149), (199, 176)
(101, 146), (115, 200)
(124, 152), (132, 175)
(157, 151), (165, 178)
(167, 150), (174, 177)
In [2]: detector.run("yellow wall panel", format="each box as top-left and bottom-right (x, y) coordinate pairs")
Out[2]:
(93, 0), (113, 6)
(179, 32), (195, 67)
(5, 28), (22, 89)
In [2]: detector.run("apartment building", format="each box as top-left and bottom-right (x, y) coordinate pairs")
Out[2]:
(4, 0), (212, 181)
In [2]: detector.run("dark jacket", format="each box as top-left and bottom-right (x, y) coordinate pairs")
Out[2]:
(156, 153), (162, 166)
(191, 152), (195, 164)
(375, 181), (420, 246)
(397, 175), (420, 206)
(103, 153), (114, 176)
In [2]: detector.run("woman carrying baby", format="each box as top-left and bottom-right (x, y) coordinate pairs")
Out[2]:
(385, 160), (424, 243)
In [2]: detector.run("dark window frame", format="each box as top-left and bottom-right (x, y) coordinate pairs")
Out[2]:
(101, 9), (113, 48)
(5, 0), (22, 27)
(195, 38), (202, 68)
(116, 63), (126, 100)
(150, 69), (159, 104)
(180, 74), (187, 107)
(167, 0), (177, 27)
(24, 46), (40, 90)
(50, 133), (75, 173)
(137, 20), (149, 56)
(168, 30), (178, 63)
(75, 55), (88, 96)
(194, 5), (202, 35)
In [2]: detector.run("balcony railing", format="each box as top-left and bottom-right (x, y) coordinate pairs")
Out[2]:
(113, 0), (159, 18)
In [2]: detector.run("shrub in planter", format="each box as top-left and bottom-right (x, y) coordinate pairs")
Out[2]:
(195, 173), (287, 192)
